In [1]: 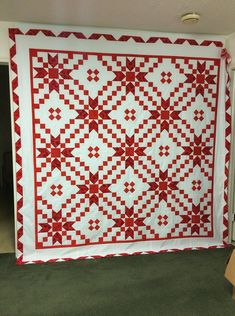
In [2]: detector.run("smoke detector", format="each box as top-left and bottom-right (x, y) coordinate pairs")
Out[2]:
(181, 13), (200, 24)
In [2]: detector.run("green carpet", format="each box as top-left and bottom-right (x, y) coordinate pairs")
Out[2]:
(0, 248), (234, 316)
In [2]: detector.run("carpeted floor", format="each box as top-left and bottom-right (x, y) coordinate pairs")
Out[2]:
(0, 248), (234, 316)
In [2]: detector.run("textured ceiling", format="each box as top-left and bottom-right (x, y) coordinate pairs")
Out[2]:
(0, 0), (235, 35)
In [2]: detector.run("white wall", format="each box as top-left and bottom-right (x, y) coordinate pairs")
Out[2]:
(225, 32), (235, 71)
(225, 32), (235, 242)
(0, 21), (18, 63)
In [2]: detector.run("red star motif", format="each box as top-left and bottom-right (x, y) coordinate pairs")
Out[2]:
(182, 135), (212, 167)
(113, 58), (147, 94)
(77, 172), (111, 205)
(149, 98), (181, 132)
(113, 206), (145, 239)
(113, 135), (146, 168)
(34, 54), (73, 92)
(37, 135), (74, 170)
(180, 203), (210, 235)
(185, 61), (216, 96)
(76, 97), (111, 132)
(39, 210), (75, 245)
(148, 170), (178, 202)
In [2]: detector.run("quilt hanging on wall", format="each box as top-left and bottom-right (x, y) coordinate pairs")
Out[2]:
(9, 24), (230, 264)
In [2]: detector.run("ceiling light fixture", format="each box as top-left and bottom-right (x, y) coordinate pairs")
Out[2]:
(181, 12), (200, 24)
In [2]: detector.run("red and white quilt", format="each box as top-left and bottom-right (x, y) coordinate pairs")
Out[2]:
(9, 25), (230, 263)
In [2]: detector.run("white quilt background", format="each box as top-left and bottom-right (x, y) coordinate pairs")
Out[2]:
(9, 24), (229, 263)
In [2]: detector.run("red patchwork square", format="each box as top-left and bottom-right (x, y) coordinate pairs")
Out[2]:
(194, 147), (201, 155)
(51, 148), (61, 157)
(90, 184), (99, 193)
(126, 147), (134, 156)
(125, 218), (134, 227)
(196, 74), (205, 83)
(52, 222), (62, 231)
(161, 111), (169, 120)
(89, 110), (98, 119)
(126, 72), (135, 81)
(192, 215), (200, 223)
(48, 68), (59, 78)
(159, 182), (167, 190)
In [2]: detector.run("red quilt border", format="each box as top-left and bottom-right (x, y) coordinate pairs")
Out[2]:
(16, 244), (231, 265)
(8, 28), (230, 264)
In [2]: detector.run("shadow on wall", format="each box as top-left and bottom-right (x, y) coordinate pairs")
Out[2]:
(0, 64), (13, 195)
